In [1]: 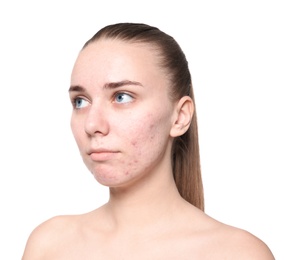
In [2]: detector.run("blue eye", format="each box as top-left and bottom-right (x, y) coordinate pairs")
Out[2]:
(74, 97), (89, 109)
(115, 93), (133, 103)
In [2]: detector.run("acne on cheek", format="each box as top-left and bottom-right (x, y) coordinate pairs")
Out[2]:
(124, 171), (130, 176)
(128, 111), (164, 153)
(130, 115), (161, 147)
(149, 124), (155, 140)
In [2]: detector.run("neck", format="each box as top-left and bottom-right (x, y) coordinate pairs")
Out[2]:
(104, 170), (185, 231)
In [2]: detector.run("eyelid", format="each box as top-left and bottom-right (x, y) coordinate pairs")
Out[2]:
(113, 91), (134, 104)
(71, 95), (90, 109)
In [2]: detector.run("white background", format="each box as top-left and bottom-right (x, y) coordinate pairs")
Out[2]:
(0, 1), (285, 259)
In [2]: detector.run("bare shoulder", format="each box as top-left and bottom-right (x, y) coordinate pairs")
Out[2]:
(219, 224), (274, 259)
(22, 214), (80, 259)
(178, 204), (274, 259)
(199, 215), (275, 259)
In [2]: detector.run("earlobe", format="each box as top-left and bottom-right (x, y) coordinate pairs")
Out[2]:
(170, 96), (194, 137)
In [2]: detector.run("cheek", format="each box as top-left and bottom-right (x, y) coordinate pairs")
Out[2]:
(125, 113), (171, 159)
(128, 116), (155, 142)
(70, 117), (85, 150)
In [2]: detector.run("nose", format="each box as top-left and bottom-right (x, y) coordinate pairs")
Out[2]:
(84, 103), (109, 136)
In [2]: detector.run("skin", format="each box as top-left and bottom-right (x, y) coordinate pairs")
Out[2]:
(22, 39), (274, 259)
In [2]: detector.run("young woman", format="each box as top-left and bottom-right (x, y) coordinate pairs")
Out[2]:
(22, 23), (274, 259)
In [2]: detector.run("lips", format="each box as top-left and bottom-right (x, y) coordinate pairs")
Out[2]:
(87, 148), (119, 161)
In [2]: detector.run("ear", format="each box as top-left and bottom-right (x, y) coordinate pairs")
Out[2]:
(170, 96), (194, 137)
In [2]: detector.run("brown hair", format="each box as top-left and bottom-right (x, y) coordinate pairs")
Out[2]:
(83, 23), (204, 211)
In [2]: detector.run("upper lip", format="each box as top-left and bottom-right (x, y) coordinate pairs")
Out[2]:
(87, 148), (117, 155)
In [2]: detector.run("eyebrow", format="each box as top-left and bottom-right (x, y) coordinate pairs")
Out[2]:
(69, 80), (143, 93)
(68, 85), (86, 92)
(104, 80), (143, 89)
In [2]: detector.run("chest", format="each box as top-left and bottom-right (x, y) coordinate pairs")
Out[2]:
(50, 234), (207, 260)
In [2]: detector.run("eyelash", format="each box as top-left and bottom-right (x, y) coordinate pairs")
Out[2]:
(71, 97), (88, 109)
(71, 91), (134, 109)
(113, 92), (134, 104)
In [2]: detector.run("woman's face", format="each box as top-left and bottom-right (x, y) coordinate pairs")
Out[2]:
(70, 39), (177, 188)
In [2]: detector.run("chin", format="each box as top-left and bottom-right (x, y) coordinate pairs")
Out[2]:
(93, 170), (141, 189)
(93, 171), (127, 186)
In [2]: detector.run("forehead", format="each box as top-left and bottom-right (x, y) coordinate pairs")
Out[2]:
(71, 39), (167, 88)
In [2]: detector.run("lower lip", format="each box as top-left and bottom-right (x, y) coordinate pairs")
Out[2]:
(89, 152), (118, 161)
